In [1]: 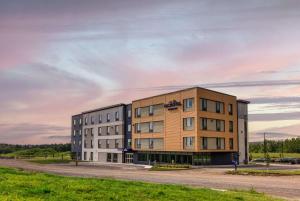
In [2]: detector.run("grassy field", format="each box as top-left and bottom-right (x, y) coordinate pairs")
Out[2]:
(227, 169), (300, 176)
(150, 164), (191, 171)
(250, 152), (300, 159)
(0, 167), (282, 201)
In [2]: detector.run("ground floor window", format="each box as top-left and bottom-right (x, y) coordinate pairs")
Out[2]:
(84, 152), (87, 160)
(113, 153), (118, 163)
(107, 153), (111, 162)
(193, 153), (211, 165)
(90, 152), (93, 161)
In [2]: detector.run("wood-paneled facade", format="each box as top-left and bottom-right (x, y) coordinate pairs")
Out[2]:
(132, 87), (240, 165)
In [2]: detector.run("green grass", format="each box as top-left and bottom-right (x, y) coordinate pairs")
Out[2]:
(227, 169), (300, 176)
(28, 159), (72, 164)
(150, 164), (191, 171)
(250, 152), (300, 159)
(0, 167), (282, 201)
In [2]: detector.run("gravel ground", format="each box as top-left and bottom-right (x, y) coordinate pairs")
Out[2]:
(0, 159), (299, 200)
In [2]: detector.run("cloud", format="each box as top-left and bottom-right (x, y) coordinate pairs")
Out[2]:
(247, 96), (300, 104)
(249, 112), (300, 122)
(0, 123), (69, 144)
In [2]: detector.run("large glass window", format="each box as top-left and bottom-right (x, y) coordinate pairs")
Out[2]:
(115, 111), (119, 121)
(98, 127), (102, 136)
(135, 139), (141, 149)
(228, 104), (233, 115)
(183, 98), (194, 111)
(216, 102), (221, 113)
(107, 153), (111, 162)
(183, 117), (194, 130)
(229, 138), (234, 150)
(136, 123), (141, 133)
(183, 137), (194, 149)
(201, 98), (207, 111)
(202, 118), (207, 130)
(135, 108), (141, 117)
(149, 105), (154, 116)
(229, 121), (234, 132)
(202, 137), (208, 150)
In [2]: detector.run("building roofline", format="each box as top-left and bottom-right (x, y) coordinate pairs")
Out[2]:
(71, 114), (82, 118)
(237, 99), (250, 104)
(81, 103), (126, 114)
(132, 86), (236, 102)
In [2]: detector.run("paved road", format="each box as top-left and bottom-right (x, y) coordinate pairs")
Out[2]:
(0, 159), (300, 200)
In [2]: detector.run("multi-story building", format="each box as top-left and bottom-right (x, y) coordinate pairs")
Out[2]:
(81, 104), (132, 163)
(131, 87), (249, 165)
(71, 114), (83, 160)
(71, 87), (249, 165)
(237, 100), (250, 164)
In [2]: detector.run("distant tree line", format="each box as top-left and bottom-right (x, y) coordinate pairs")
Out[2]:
(250, 137), (300, 153)
(0, 143), (71, 154)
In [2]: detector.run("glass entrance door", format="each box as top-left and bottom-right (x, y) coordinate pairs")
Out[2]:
(125, 153), (133, 163)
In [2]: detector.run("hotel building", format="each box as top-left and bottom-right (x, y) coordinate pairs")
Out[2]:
(131, 87), (249, 165)
(71, 87), (249, 165)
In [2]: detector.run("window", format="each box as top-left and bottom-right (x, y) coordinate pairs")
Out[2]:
(183, 137), (194, 149)
(136, 139), (141, 149)
(99, 114), (102, 123)
(84, 129), (87, 136)
(79, 130), (82, 136)
(107, 113), (110, 122)
(91, 128), (94, 136)
(149, 122), (153, 132)
(115, 111), (119, 121)
(106, 140), (109, 148)
(229, 121), (234, 132)
(90, 152), (93, 161)
(228, 104), (233, 115)
(201, 118), (207, 130)
(85, 117), (88, 125)
(183, 117), (194, 130)
(79, 140), (81, 145)
(136, 123), (141, 133)
(202, 137), (207, 150)
(229, 138), (234, 150)
(115, 125), (119, 134)
(149, 139), (154, 149)
(98, 140), (101, 148)
(201, 98), (207, 111)
(128, 124), (131, 132)
(91, 140), (93, 148)
(79, 118), (82, 125)
(127, 139), (132, 148)
(216, 102), (221, 113)
(84, 152), (87, 160)
(107, 153), (111, 162)
(216, 120), (221, 131)
(84, 140), (87, 148)
(216, 138), (222, 149)
(73, 130), (76, 136)
(73, 119), (76, 126)
(149, 105), (154, 116)
(113, 153), (118, 163)
(98, 127), (102, 136)
(73, 140), (76, 145)
(128, 110), (131, 118)
(183, 98), (194, 111)
(115, 139), (119, 148)
(107, 126), (110, 135)
(91, 116), (94, 124)
(136, 108), (141, 117)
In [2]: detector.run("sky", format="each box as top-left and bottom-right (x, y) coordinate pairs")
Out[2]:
(0, 0), (300, 144)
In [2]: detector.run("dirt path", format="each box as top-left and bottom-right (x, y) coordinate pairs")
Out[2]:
(1, 159), (299, 200)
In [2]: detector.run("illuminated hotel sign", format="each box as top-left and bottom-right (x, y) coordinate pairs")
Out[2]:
(164, 100), (181, 110)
